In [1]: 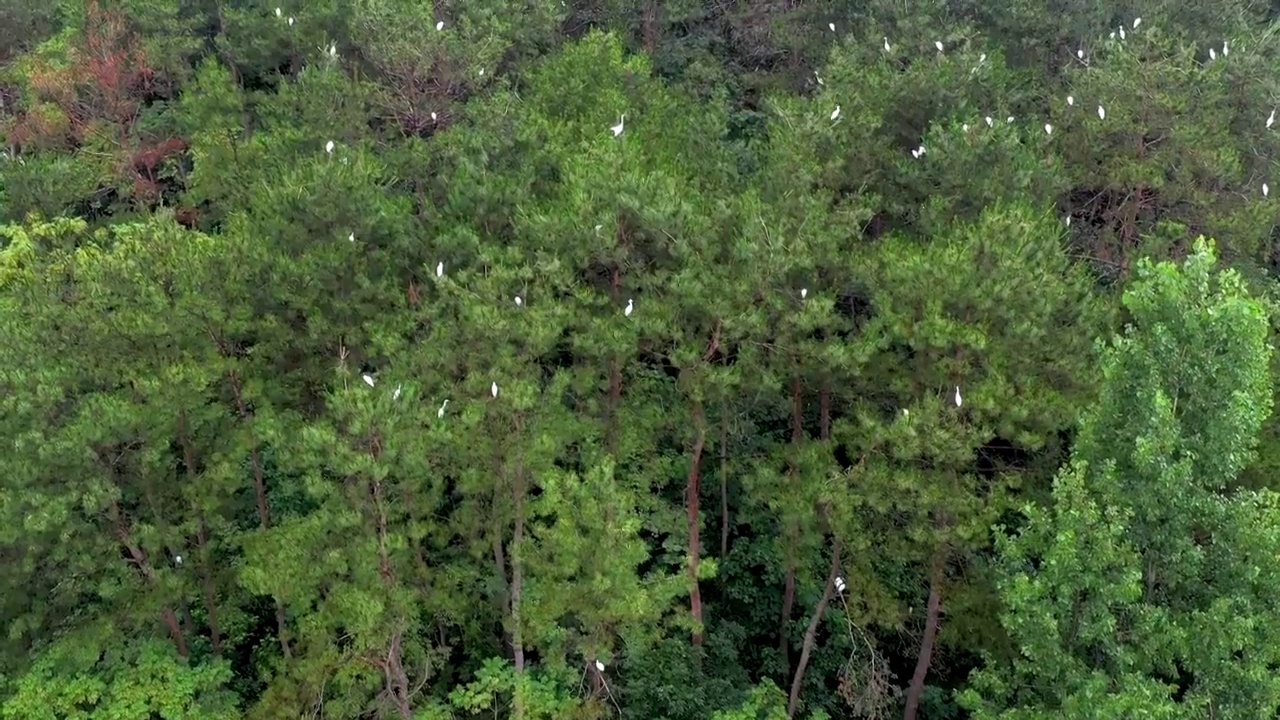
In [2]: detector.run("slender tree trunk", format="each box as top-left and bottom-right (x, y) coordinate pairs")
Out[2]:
(719, 406), (730, 557)
(177, 411), (223, 654)
(903, 551), (946, 720)
(687, 399), (707, 646)
(787, 538), (841, 719)
(779, 376), (803, 668)
(642, 2), (660, 55)
(511, 418), (528, 719)
(369, 433), (413, 720)
(109, 498), (188, 657)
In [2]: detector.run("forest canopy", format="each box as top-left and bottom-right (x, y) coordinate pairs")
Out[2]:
(3, 1), (1280, 718)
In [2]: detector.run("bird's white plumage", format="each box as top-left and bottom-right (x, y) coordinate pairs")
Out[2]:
(1006, 116), (1014, 123)
(1268, 109), (1274, 129)
(1119, 27), (1126, 40)
(935, 40), (944, 52)
(883, 37), (891, 52)
(325, 140), (334, 154)
(363, 374), (375, 387)
(1044, 123), (1053, 135)
(436, 261), (444, 277)
(437, 399), (449, 418)
(954, 386), (963, 408)
(1223, 41), (1229, 57)
(1133, 17), (1141, 29)
(834, 576), (846, 594)
(175, 555), (182, 566)
(985, 116), (993, 127)
(491, 382), (499, 398)
(595, 660), (606, 672)
(962, 123), (969, 132)
(828, 22), (835, 32)
(275, 7), (281, 17)
(1209, 47), (1217, 60)
(515, 296), (523, 306)
(436, 20), (444, 30)
(393, 384), (402, 400)
(624, 298), (634, 317)
(1265, 183), (1270, 197)
(1067, 95), (1074, 106)
(1077, 48), (1084, 59)
(800, 288), (808, 299)
(431, 112), (438, 121)
(288, 16), (294, 26)
(611, 114), (625, 137)
(830, 105), (841, 121)
(1097, 105), (1106, 120)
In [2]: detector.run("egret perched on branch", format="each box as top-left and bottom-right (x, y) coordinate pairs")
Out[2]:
(363, 374), (376, 388)
(800, 288), (808, 300)
(883, 37), (891, 52)
(985, 116), (993, 127)
(515, 295), (523, 307)
(1133, 17), (1142, 29)
(835, 576), (846, 594)
(393, 384), (402, 400)
(935, 40), (944, 52)
(325, 140), (334, 154)
(288, 16), (294, 26)
(174, 555), (182, 567)
(431, 112), (438, 122)
(1223, 41), (1229, 57)
(1044, 123), (1053, 135)
(1267, 109), (1274, 129)
(491, 382), (499, 398)
(1209, 47), (1217, 61)
(275, 7), (281, 17)
(1119, 26), (1126, 40)
(1077, 47), (1084, 60)
(436, 20), (444, 30)
(828, 22), (835, 32)
(962, 123), (969, 132)
(437, 399), (449, 418)
(436, 261), (444, 277)
(830, 105), (841, 121)
(595, 660), (606, 672)
(1097, 105), (1106, 120)
(611, 114), (625, 137)
(1067, 95), (1074, 106)
(954, 386), (963, 408)
(625, 298), (634, 317)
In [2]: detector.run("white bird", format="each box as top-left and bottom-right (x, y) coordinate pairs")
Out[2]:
(917, 144), (926, 155)
(935, 40), (944, 52)
(436, 20), (444, 30)
(491, 382), (499, 398)
(1265, 183), (1270, 197)
(985, 116), (993, 127)
(962, 123), (969, 132)
(363, 374), (376, 387)
(479, 68), (485, 76)
(1097, 105), (1106, 120)
(348, 232), (355, 242)
(1223, 41), (1229, 57)
(1133, 17), (1141, 29)
(814, 71), (823, 85)
(437, 399), (449, 418)
(174, 555), (182, 566)
(883, 36), (891, 52)
(1067, 95), (1074, 106)
(1006, 116), (1014, 123)
(275, 7), (282, 17)
(611, 114), (625, 137)
(328, 42), (337, 57)
(325, 140), (334, 154)
(624, 298), (634, 317)
(1066, 215), (1072, 226)
(393, 384), (402, 400)
(911, 148), (920, 159)
(902, 408), (909, 417)
(1044, 123), (1053, 135)
(288, 16), (294, 26)
(830, 105), (841, 121)
(595, 660), (606, 672)
(515, 295), (523, 307)
(1268, 109), (1275, 129)
(594, 224), (603, 234)
(1209, 47), (1217, 61)
(834, 576), (846, 594)
(800, 288), (808, 299)
(436, 261), (444, 277)
(828, 22), (835, 32)
(431, 112), (438, 122)
(1119, 26), (1126, 41)
(1077, 48), (1084, 60)
(954, 386), (963, 408)
(979, 53), (987, 63)
(1110, 31), (1116, 40)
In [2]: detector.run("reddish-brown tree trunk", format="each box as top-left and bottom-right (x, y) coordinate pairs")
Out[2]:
(227, 370), (290, 660)
(687, 399), (707, 646)
(787, 537), (841, 719)
(903, 551), (946, 720)
(779, 376), (804, 668)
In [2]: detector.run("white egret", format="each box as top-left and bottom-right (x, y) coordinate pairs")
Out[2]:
(834, 576), (846, 594)
(829, 22), (835, 32)
(328, 42), (337, 58)
(935, 40), (944, 52)
(916, 144), (926, 156)
(830, 105), (841, 121)
(611, 114), (625, 137)
(883, 36), (891, 52)
(175, 555), (182, 566)
(814, 71), (823, 85)
(437, 399), (449, 418)
(1265, 183), (1270, 197)
(1133, 17), (1141, 29)
(594, 224), (603, 234)
(1097, 105), (1106, 120)
(1067, 95), (1074, 106)
(491, 382), (499, 398)
(1110, 31), (1116, 40)
(348, 232), (355, 242)
(962, 123), (969, 132)
(800, 288), (808, 300)
(911, 148), (920, 159)
(515, 295), (523, 307)
(393, 384), (402, 400)
(624, 298), (634, 317)
(436, 261), (444, 277)
(325, 140), (334, 154)
(954, 385), (963, 407)
(979, 53), (986, 63)
(431, 112), (438, 122)
(436, 20), (444, 30)
(902, 408), (909, 417)
(1077, 48), (1084, 59)
(288, 16), (294, 26)
(1044, 123), (1053, 135)
(363, 374), (376, 387)
(1006, 115), (1014, 123)
(1223, 41), (1229, 57)
(985, 116), (993, 127)
(479, 68), (485, 76)
(1119, 26), (1126, 40)
(1267, 109), (1274, 129)
(1065, 215), (1072, 226)
(595, 660), (606, 672)
(275, 7), (282, 17)
(1209, 47), (1217, 61)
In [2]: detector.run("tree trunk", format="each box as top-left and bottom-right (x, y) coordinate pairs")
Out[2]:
(227, 370), (291, 660)
(687, 399), (707, 646)
(109, 498), (188, 658)
(787, 538), (841, 719)
(720, 406), (730, 557)
(511, 419), (528, 718)
(778, 376), (803, 668)
(903, 551), (946, 720)
(177, 411), (223, 654)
